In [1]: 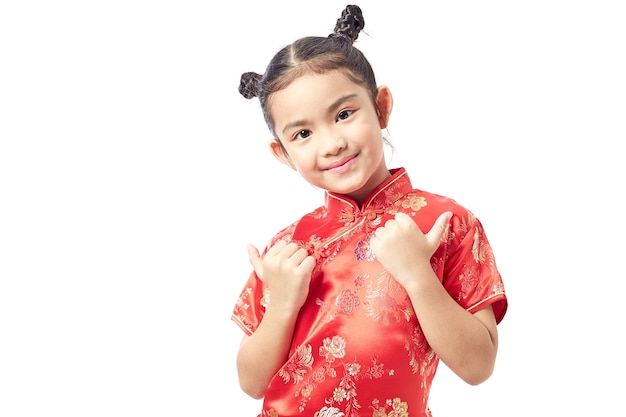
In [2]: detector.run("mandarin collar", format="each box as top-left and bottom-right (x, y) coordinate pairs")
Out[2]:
(324, 167), (412, 215)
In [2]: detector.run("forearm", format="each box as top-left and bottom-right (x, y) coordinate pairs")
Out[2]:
(236, 306), (300, 399)
(403, 268), (499, 385)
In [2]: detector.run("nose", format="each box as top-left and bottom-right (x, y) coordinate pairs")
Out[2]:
(319, 129), (347, 156)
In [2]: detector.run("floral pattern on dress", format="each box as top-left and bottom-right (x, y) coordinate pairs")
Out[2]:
(261, 408), (279, 417)
(260, 287), (271, 309)
(289, 335), (401, 417)
(320, 336), (347, 362)
(370, 397), (409, 417)
(279, 344), (314, 384)
(408, 324), (437, 379)
(232, 168), (507, 417)
(232, 288), (252, 326)
(315, 406), (346, 417)
(457, 264), (481, 301)
(364, 272), (407, 326)
(312, 206), (329, 220)
(394, 193), (427, 212)
(354, 238), (375, 262)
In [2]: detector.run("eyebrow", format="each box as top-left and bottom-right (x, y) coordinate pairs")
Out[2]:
(281, 93), (359, 135)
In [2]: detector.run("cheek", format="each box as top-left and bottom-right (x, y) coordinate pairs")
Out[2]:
(281, 148), (312, 171)
(354, 123), (384, 148)
(291, 156), (314, 172)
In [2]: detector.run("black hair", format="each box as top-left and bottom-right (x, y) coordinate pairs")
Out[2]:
(238, 5), (378, 138)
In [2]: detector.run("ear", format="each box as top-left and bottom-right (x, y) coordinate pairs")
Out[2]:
(375, 86), (393, 129)
(269, 139), (296, 170)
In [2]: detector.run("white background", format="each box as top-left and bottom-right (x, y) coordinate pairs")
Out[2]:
(1, 0), (624, 415)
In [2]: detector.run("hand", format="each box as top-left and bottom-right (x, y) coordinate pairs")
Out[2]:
(369, 211), (452, 288)
(247, 241), (315, 311)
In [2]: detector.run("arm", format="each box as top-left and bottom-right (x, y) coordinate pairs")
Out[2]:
(236, 241), (315, 399)
(370, 212), (499, 385)
(401, 267), (498, 385)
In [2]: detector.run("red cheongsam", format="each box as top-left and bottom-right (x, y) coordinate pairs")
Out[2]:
(232, 167), (507, 417)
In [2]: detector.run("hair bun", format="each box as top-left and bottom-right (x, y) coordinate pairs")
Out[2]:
(239, 72), (263, 99)
(331, 4), (364, 43)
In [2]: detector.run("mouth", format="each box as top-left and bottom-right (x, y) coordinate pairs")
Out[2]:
(324, 155), (357, 173)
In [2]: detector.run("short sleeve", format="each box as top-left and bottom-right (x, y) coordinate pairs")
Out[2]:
(442, 211), (507, 323)
(231, 223), (297, 335)
(231, 270), (267, 335)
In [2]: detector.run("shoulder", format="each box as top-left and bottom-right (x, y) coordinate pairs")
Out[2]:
(409, 188), (470, 217)
(406, 188), (487, 242)
(266, 205), (327, 247)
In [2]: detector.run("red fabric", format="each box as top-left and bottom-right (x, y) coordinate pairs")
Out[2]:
(232, 168), (507, 417)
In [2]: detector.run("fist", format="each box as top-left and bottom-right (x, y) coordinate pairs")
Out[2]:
(370, 211), (451, 284)
(247, 240), (316, 311)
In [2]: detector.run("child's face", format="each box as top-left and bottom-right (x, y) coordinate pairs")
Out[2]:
(268, 70), (392, 204)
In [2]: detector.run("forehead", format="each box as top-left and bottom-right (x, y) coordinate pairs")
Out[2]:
(268, 70), (369, 116)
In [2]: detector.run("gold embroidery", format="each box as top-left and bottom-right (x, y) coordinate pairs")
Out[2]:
(394, 193), (427, 212)
(315, 406), (346, 417)
(370, 397), (409, 417)
(319, 336), (347, 362)
(280, 344), (314, 384)
(260, 287), (270, 308)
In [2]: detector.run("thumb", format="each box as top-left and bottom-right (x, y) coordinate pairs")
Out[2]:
(427, 211), (452, 244)
(247, 244), (263, 280)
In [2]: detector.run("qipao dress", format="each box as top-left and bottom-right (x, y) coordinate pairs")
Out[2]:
(232, 167), (507, 417)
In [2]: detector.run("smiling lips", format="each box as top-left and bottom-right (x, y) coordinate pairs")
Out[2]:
(325, 155), (357, 174)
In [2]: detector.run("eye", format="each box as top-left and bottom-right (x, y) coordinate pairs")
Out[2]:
(294, 130), (312, 141)
(337, 109), (353, 121)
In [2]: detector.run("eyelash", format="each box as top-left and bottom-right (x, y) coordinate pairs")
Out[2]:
(294, 130), (311, 140)
(337, 109), (353, 120)
(291, 109), (354, 141)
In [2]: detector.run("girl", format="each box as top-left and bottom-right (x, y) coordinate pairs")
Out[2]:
(232, 5), (507, 416)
